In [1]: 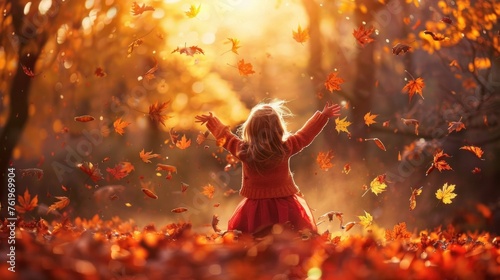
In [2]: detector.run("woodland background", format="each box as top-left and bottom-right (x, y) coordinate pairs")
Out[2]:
(1, 0), (500, 235)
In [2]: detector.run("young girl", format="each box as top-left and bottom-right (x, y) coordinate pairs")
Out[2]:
(195, 100), (341, 234)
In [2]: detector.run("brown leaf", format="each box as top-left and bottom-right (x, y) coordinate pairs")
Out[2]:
(156, 164), (177, 173)
(175, 134), (191, 150)
(212, 214), (221, 233)
(424, 30), (447, 41)
(342, 221), (357, 231)
(365, 138), (386, 151)
(113, 118), (131, 135)
(74, 115), (95, 122)
(94, 67), (107, 77)
(21, 64), (36, 77)
(409, 186), (423, 211)
(459, 145), (484, 159)
(392, 43), (411, 55)
(142, 188), (158, 199)
(19, 168), (44, 180)
(426, 150), (453, 176)
(401, 118), (419, 135)
(148, 101), (171, 126)
(402, 76), (425, 102)
(143, 57), (158, 81)
(131, 2), (155, 16)
(448, 119), (466, 134)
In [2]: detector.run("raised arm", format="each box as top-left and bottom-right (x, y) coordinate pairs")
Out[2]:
(195, 112), (243, 158)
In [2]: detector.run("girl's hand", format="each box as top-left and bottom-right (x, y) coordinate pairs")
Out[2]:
(321, 101), (341, 118)
(195, 112), (214, 125)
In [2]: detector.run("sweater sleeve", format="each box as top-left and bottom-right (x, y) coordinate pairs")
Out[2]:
(285, 111), (329, 155)
(205, 116), (243, 158)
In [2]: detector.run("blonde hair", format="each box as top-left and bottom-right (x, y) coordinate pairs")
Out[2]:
(237, 100), (292, 170)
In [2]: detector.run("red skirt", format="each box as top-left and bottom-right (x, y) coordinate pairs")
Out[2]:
(228, 194), (317, 234)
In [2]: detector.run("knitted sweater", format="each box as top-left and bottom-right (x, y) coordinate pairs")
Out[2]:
(206, 111), (329, 199)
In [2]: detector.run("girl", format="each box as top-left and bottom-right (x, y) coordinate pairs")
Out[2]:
(195, 100), (341, 234)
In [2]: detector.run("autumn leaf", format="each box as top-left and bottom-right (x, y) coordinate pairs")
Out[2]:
(436, 183), (457, 204)
(224, 38), (241, 54)
(148, 101), (171, 126)
(142, 188), (158, 199)
(401, 118), (419, 135)
(176, 134), (191, 150)
(212, 214), (221, 233)
(316, 150), (334, 171)
(392, 43), (411, 55)
(127, 39), (143, 56)
(15, 189), (38, 214)
(78, 162), (104, 182)
(342, 221), (357, 231)
(409, 186), (423, 211)
(202, 184), (215, 199)
(423, 30), (447, 41)
(171, 207), (188, 213)
(139, 149), (160, 163)
(363, 174), (387, 196)
(120, 162), (135, 173)
(426, 150), (453, 176)
(131, 2), (155, 16)
(185, 4), (200, 18)
(94, 67), (107, 77)
(335, 116), (351, 134)
(385, 222), (412, 241)
(448, 118), (466, 134)
(47, 196), (70, 213)
(460, 145), (484, 159)
(106, 163), (132, 180)
(342, 163), (351, 174)
(21, 64), (36, 77)
(402, 72), (425, 102)
(324, 72), (345, 92)
(74, 115), (95, 122)
(237, 59), (255, 76)
(292, 24), (309, 44)
(113, 118), (131, 136)
(353, 25), (375, 47)
(19, 168), (44, 180)
(364, 138), (386, 151)
(196, 131), (210, 145)
(358, 211), (373, 228)
(143, 57), (158, 81)
(364, 112), (378, 126)
(224, 189), (237, 196)
(172, 45), (205, 56)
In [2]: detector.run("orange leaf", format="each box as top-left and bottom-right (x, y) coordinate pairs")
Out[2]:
(292, 24), (309, 44)
(140, 149), (160, 163)
(202, 184), (215, 199)
(423, 30), (447, 41)
(237, 59), (255, 76)
(171, 207), (188, 213)
(113, 118), (131, 136)
(460, 145), (484, 159)
(401, 118), (419, 135)
(15, 189), (38, 214)
(142, 188), (158, 199)
(148, 101), (171, 126)
(472, 167), (481, 174)
(409, 186), (423, 211)
(185, 4), (200, 18)
(316, 150), (334, 171)
(143, 57), (158, 81)
(74, 115), (95, 122)
(225, 38), (241, 54)
(106, 163), (132, 180)
(131, 2), (155, 16)
(175, 134), (191, 150)
(364, 112), (378, 126)
(426, 150), (453, 176)
(172, 45), (205, 56)
(47, 196), (70, 213)
(94, 67), (107, 77)
(181, 182), (189, 193)
(196, 131), (210, 145)
(324, 72), (345, 93)
(402, 76), (425, 102)
(448, 119), (466, 134)
(156, 164), (177, 173)
(342, 163), (351, 174)
(120, 162), (135, 173)
(19, 168), (44, 180)
(353, 25), (375, 47)
(364, 138), (386, 151)
(78, 162), (104, 182)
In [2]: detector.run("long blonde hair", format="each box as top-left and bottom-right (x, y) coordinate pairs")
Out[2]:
(237, 100), (292, 170)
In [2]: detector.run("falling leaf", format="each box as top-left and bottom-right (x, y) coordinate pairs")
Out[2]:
(21, 64), (36, 77)
(364, 112), (378, 126)
(353, 25), (375, 47)
(392, 43), (411, 55)
(106, 164), (132, 180)
(185, 4), (200, 18)
(449, 60), (462, 71)
(401, 118), (419, 135)
(409, 186), (423, 211)
(237, 59), (255, 76)
(94, 67), (107, 77)
(316, 150), (334, 171)
(342, 163), (351, 174)
(383, 121), (390, 128)
(156, 164), (177, 173)
(78, 162), (104, 182)
(423, 30), (447, 41)
(181, 182), (189, 193)
(19, 168), (44, 180)
(15, 189), (38, 214)
(460, 145), (484, 159)
(224, 189), (237, 196)
(176, 134), (191, 150)
(292, 24), (309, 44)
(171, 207), (188, 213)
(212, 214), (221, 233)
(113, 118), (131, 136)
(196, 131), (210, 145)
(47, 196), (70, 213)
(131, 2), (155, 16)
(127, 39), (143, 56)
(335, 117), (352, 134)
(202, 184), (215, 199)
(324, 72), (345, 92)
(172, 45), (205, 56)
(472, 167), (481, 174)
(148, 101), (171, 126)
(142, 188), (158, 199)
(139, 149), (160, 163)
(402, 76), (425, 102)
(358, 211), (373, 228)
(364, 138), (386, 151)
(441, 16), (453, 24)
(343, 221), (357, 231)
(426, 150), (453, 176)
(74, 115), (95, 122)
(318, 211), (343, 229)
(436, 183), (457, 204)
(448, 118), (466, 134)
(363, 174), (387, 196)
(224, 38), (241, 54)
(121, 162), (135, 173)
(143, 57), (158, 81)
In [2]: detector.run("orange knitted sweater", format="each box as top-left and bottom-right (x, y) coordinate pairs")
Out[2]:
(206, 111), (329, 199)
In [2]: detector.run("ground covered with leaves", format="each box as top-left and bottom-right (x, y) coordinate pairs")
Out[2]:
(1, 217), (499, 279)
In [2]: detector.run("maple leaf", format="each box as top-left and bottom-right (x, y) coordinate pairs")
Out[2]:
(335, 116), (351, 134)
(460, 145), (484, 159)
(106, 164), (132, 180)
(292, 24), (309, 44)
(436, 183), (457, 204)
(185, 4), (201, 18)
(358, 211), (373, 228)
(426, 150), (453, 176)
(120, 162), (135, 173)
(385, 222), (412, 241)
(143, 57), (158, 81)
(140, 149), (160, 163)
(363, 174), (387, 196)
(364, 138), (386, 151)
(324, 72), (344, 92)
(364, 112), (378, 126)
(353, 25), (375, 47)
(316, 150), (334, 171)
(19, 168), (44, 180)
(47, 196), (70, 213)
(225, 38), (241, 54)
(409, 186), (423, 211)
(113, 118), (131, 135)
(448, 118), (466, 134)
(148, 101), (171, 126)
(402, 75), (425, 102)
(237, 59), (255, 76)
(175, 134), (191, 150)
(401, 118), (419, 135)
(172, 45), (205, 56)
(131, 2), (155, 16)
(15, 189), (38, 214)
(202, 184), (215, 199)
(78, 162), (104, 182)
(392, 43), (411, 55)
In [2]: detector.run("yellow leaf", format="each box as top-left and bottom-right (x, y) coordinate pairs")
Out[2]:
(436, 183), (457, 204)
(176, 134), (191, 150)
(358, 211), (373, 228)
(225, 38), (241, 54)
(185, 4), (200, 18)
(335, 116), (352, 134)
(364, 112), (378, 126)
(369, 174), (387, 195)
(292, 24), (309, 44)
